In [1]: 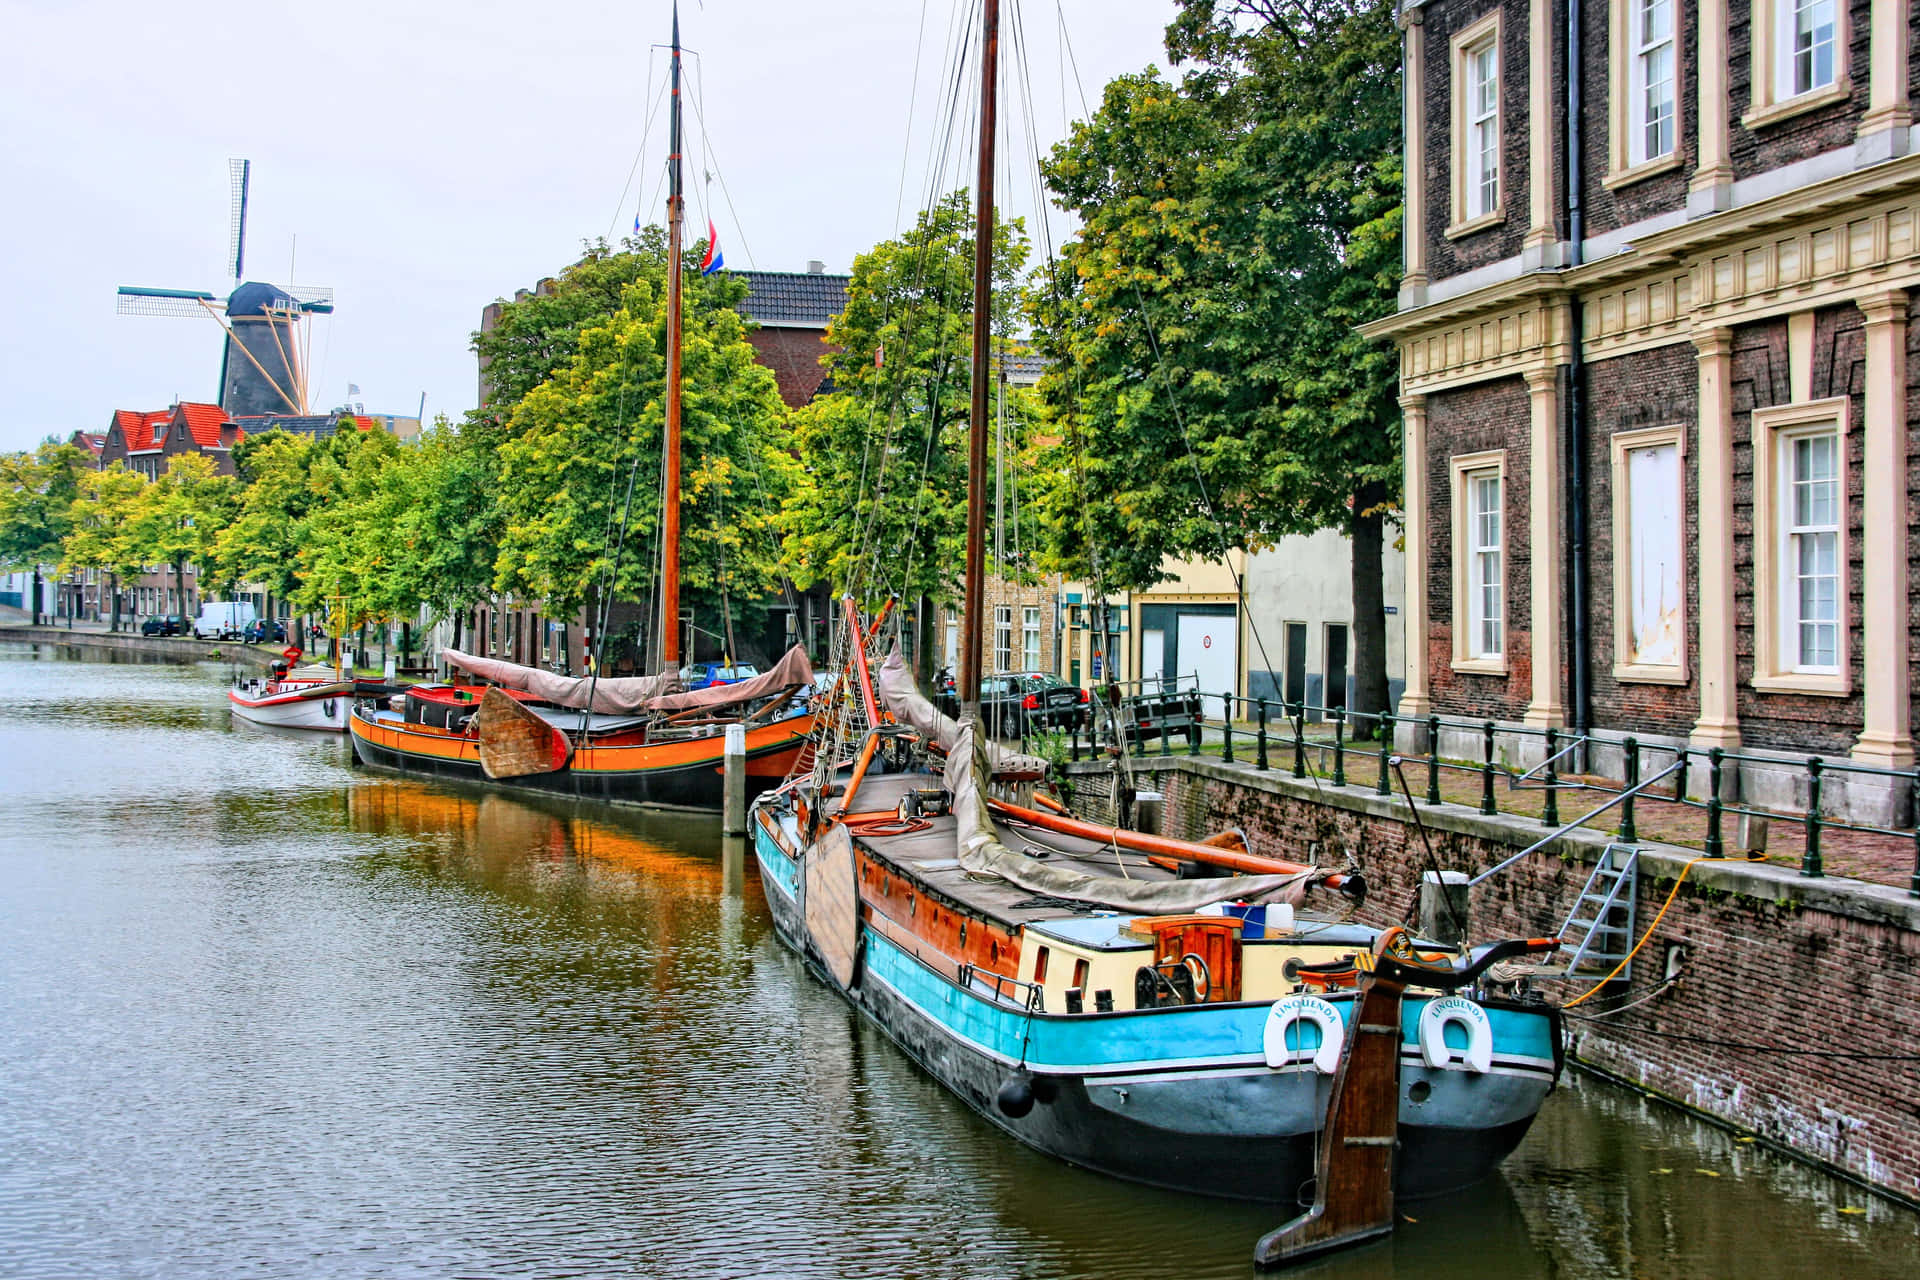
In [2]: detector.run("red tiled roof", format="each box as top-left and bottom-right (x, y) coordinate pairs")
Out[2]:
(174, 402), (232, 448)
(70, 432), (105, 457)
(111, 408), (171, 451)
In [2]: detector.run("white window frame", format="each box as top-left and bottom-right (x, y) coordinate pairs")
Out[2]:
(1750, 397), (1851, 695)
(1610, 424), (1689, 683)
(992, 605), (1013, 674)
(1606, 0), (1684, 187)
(1450, 450), (1508, 674)
(1446, 11), (1504, 239)
(1021, 605), (1041, 671)
(1743, 0), (1850, 130)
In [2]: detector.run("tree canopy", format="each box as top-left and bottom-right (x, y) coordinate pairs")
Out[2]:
(781, 191), (1036, 607)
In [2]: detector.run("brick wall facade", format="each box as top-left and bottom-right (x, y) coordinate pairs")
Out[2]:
(746, 328), (834, 408)
(1425, 376), (1536, 722)
(1585, 343), (1702, 736)
(1422, 0), (1536, 280)
(1728, 309), (1868, 754)
(1726, 0), (1876, 181)
(1071, 755), (1920, 1205)
(1578, 0), (1699, 238)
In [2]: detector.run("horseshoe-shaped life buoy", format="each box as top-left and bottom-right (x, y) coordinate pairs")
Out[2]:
(1263, 995), (1345, 1074)
(1418, 995), (1493, 1073)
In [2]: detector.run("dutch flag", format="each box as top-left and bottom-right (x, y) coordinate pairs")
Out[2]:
(700, 220), (724, 275)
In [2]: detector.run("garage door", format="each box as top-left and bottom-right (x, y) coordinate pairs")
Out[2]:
(1177, 614), (1237, 720)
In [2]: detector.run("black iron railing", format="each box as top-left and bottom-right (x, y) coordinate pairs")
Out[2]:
(1039, 682), (1920, 898)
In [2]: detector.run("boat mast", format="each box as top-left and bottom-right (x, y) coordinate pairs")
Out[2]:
(959, 0), (999, 720)
(660, 0), (686, 672)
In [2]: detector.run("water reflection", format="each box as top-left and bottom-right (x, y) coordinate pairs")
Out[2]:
(0, 643), (1915, 1279)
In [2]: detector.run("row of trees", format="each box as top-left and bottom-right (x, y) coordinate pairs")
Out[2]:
(1, 2), (1403, 706)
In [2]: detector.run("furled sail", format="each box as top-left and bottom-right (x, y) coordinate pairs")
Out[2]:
(944, 719), (1313, 913)
(442, 650), (675, 713)
(441, 645), (814, 716)
(874, 647), (1047, 777)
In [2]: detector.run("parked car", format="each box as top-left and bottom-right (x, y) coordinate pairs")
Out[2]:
(141, 615), (188, 637)
(940, 671), (1090, 737)
(242, 618), (288, 643)
(194, 600), (258, 640)
(682, 661), (760, 691)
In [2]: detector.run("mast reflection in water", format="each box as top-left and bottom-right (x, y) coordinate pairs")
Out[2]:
(0, 643), (1914, 1278)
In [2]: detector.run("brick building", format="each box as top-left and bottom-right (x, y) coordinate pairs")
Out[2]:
(98, 402), (243, 479)
(1364, 0), (1920, 817)
(736, 264), (848, 407)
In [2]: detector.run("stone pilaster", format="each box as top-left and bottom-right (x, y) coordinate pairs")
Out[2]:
(1399, 393), (1433, 719)
(1691, 327), (1741, 747)
(1853, 289), (1913, 766)
(1524, 367), (1565, 728)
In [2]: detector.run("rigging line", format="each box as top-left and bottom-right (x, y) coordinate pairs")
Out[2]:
(682, 76), (758, 272)
(847, 28), (970, 603)
(892, 0), (937, 233)
(607, 62), (671, 243)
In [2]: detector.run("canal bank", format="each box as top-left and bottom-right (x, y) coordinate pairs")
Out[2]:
(1065, 753), (1920, 1209)
(0, 623), (280, 669)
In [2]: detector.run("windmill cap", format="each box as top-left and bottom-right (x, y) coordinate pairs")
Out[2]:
(226, 281), (296, 317)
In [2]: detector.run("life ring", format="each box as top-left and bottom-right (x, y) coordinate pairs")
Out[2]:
(281, 646), (303, 663)
(1263, 995), (1344, 1073)
(1418, 995), (1493, 1073)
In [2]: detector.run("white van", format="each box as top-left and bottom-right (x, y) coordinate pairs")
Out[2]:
(194, 600), (258, 640)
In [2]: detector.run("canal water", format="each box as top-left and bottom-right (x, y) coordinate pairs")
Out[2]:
(1, 642), (1915, 1279)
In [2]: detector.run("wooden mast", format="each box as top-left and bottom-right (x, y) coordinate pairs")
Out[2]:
(959, 0), (999, 719)
(660, 0), (686, 671)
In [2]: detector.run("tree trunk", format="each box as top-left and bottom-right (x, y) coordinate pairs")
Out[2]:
(1349, 480), (1391, 739)
(174, 561), (187, 631)
(109, 574), (120, 633)
(31, 570), (41, 625)
(916, 593), (938, 684)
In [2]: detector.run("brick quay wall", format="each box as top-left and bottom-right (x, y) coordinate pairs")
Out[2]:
(1063, 754), (1920, 1206)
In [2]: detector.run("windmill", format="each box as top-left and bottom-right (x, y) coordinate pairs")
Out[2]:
(116, 159), (335, 417)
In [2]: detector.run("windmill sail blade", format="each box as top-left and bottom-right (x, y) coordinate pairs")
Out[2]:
(116, 287), (221, 319)
(228, 158), (250, 281)
(284, 284), (334, 310)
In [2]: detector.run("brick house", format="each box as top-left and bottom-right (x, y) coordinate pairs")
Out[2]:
(1364, 0), (1920, 818)
(736, 264), (848, 407)
(98, 402), (243, 479)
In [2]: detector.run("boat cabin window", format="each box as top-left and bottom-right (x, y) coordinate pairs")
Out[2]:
(1034, 946), (1050, 982)
(1072, 958), (1091, 989)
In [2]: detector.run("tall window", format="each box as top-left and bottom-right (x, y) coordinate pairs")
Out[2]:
(1784, 431), (1840, 671)
(1466, 38), (1500, 218)
(1780, 0), (1836, 98)
(1631, 0), (1675, 163)
(1021, 606), (1041, 670)
(993, 606), (1012, 673)
(1467, 469), (1504, 659)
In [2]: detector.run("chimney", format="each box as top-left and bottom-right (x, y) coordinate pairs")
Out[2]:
(807, 260), (826, 275)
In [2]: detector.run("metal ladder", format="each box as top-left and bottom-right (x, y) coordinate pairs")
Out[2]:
(1556, 844), (1640, 982)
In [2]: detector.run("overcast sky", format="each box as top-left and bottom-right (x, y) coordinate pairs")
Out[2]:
(0, 0), (1182, 452)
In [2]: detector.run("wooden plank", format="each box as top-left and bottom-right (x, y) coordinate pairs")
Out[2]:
(473, 687), (571, 779)
(1254, 932), (1409, 1269)
(804, 824), (862, 991)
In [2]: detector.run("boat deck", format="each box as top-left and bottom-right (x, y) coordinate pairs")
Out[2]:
(833, 770), (1189, 933)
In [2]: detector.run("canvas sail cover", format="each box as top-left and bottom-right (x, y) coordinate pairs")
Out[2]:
(441, 645), (814, 716)
(874, 648), (1047, 777)
(442, 650), (677, 713)
(943, 718), (1315, 914)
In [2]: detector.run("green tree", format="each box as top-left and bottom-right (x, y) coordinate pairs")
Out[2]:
(473, 227), (730, 415)
(393, 419), (506, 641)
(294, 424), (412, 631)
(781, 192), (1034, 671)
(0, 442), (92, 622)
(1034, 0), (1403, 722)
(62, 465), (149, 630)
(491, 259), (791, 657)
(219, 429), (316, 606)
